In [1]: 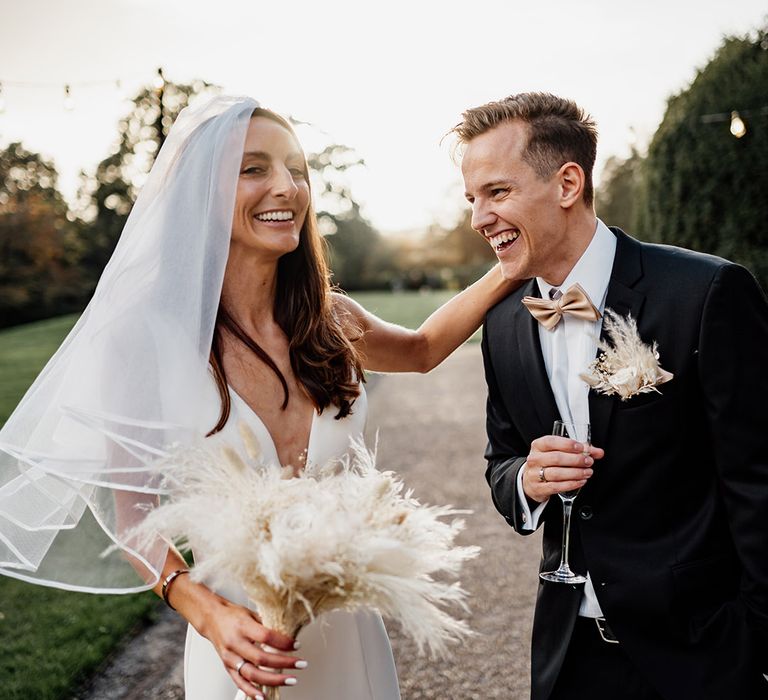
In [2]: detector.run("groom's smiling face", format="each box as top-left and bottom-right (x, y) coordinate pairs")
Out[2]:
(461, 120), (574, 284)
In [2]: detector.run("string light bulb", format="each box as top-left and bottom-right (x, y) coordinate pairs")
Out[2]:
(730, 111), (747, 138)
(153, 67), (165, 91)
(63, 84), (75, 111)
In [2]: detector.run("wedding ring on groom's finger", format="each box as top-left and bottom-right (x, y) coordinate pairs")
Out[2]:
(538, 466), (548, 483)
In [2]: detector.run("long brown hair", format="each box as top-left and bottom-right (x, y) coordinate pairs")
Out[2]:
(208, 108), (363, 436)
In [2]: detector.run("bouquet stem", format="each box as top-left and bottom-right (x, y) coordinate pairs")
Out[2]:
(255, 603), (304, 700)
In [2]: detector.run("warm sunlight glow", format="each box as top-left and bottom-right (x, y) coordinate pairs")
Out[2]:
(0, 0), (765, 232)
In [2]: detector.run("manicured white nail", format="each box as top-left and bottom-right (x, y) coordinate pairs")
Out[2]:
(262, 644), (279, 653)
(293, 641), (301, 650)
(294, 660), (308, 669)
(284, 677), (298, 686)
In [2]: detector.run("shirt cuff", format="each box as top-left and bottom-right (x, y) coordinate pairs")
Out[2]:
(516, 461), (548, 531)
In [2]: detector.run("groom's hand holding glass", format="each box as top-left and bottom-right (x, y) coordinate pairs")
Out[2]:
(522, 435), (603, 503)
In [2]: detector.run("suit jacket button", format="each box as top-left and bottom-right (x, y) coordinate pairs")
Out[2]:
(579, 506), (593, 520)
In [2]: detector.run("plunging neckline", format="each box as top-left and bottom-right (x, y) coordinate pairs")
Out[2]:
(227, 385), (318, 469)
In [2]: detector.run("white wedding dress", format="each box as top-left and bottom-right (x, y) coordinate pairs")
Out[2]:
(184, 385), (401, 699)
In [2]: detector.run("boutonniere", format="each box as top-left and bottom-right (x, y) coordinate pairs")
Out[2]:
(580, 309), (674, 400)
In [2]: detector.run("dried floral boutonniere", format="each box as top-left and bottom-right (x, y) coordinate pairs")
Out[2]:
(580, 309), (674, 400)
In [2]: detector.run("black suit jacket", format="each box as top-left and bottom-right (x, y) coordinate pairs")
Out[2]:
(482, 229), (768, 700)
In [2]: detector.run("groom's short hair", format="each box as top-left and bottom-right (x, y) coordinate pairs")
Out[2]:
(451, 92), (598, 206)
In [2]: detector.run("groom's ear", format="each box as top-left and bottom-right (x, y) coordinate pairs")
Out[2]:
(557, 162), (585, 210)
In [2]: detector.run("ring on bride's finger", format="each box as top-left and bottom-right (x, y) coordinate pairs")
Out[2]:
(235, 658), (247, 675)
(538, 466), (548, 483)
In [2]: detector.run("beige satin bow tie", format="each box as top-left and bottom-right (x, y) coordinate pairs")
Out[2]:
(522, 283), (601, 331)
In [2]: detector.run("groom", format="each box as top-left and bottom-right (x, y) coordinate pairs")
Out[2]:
(454, 93), (768, 699)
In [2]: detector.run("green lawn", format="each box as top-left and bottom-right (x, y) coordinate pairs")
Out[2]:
(0, 314), (79, 425)
(0, 290), (473, 698)
(351, 289), (483, 344)
(351, 289), (455, 328)
(0, 581), (159, 699)
(0, 314), (160, 697)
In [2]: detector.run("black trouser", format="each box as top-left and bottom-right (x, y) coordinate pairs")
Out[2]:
(548, 617), (664, 700)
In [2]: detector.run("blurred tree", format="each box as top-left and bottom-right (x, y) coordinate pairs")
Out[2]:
(438, 209), (496, 285)
(299, 136), (392, 290)
(440, 209), (496, 270)
(322, 202), (396, 290)
(0, 143), (84, 327)
(636, 29), (768, 287)
(76, 80), (215, 288)
(392, 210), (495, 290)
(594, 148), (642, 232)
(305, 141), (363, 225)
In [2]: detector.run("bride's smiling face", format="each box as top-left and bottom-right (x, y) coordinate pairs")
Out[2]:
(231, 116), (310, 258)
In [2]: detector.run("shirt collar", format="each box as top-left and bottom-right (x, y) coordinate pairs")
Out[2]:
(536, 219), (617, 311)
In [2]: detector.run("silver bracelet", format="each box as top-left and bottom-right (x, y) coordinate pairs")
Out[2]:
(161, 568), (190, 610)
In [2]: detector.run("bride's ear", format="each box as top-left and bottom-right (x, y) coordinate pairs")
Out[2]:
(557, 162), (585, 209)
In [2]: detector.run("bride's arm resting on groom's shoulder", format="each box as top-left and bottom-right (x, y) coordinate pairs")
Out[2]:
(334, 264), (519, 373)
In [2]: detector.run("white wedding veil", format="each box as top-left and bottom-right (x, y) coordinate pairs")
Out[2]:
(0, 95), (258, 592)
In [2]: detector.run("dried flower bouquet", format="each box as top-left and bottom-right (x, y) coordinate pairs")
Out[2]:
(135, 426), (478, 696)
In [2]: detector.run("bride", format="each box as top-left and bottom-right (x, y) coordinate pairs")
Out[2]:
(0, 96), (515, 699)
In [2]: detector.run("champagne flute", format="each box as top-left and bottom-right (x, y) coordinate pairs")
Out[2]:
(539, 420), (590, 584)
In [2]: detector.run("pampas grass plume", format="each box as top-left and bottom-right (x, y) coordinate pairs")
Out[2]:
(580, 310), (673, 400)
(135, 426), (479, 661)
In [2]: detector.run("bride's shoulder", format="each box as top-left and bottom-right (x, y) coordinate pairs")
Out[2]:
(330, 290), (356, 313)
(330, 292), (368, 334)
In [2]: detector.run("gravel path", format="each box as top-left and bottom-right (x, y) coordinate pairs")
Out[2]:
(76, 345), (541, 699)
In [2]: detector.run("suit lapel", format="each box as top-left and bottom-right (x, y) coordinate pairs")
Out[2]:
(512, 279), (561, 436)
(588, 229), (646, 450)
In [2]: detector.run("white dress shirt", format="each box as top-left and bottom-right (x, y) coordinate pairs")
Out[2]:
(516, 219), (617, 617)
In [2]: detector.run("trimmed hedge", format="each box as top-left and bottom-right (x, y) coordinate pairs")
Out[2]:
(636, 35), (768, 288)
